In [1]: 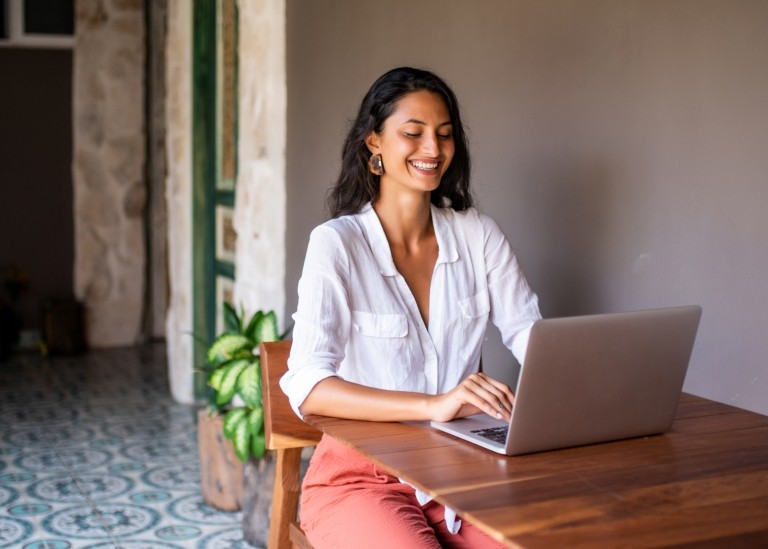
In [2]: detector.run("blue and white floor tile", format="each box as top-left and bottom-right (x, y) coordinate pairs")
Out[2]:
(0, 344), (261, 548)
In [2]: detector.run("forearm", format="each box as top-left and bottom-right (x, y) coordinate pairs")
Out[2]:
(299, 376), (434, 422)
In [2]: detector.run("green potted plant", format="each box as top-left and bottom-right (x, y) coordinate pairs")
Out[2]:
(197, 303), (288, 513)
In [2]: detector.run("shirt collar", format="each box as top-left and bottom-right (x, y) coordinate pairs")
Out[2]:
(360, 202), (459, 278)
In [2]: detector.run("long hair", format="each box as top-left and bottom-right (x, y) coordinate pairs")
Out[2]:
(327, 67), (472, 218)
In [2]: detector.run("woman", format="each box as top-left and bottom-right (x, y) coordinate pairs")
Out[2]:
(280, 67), (541, 548)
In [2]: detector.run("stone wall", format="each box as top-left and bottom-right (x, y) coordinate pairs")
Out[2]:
(148, 0), (168, 340)
(73, 0), (146, 347)
(165, 0), (194, 403)
(233, 0), (287, 321)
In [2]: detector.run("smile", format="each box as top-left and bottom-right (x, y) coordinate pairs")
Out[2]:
(410, 160), (438, 170)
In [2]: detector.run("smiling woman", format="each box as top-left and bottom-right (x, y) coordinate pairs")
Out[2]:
(365, 90), (455, 198)
(278, 67), (542, 549)
(327, 67), (473, 219)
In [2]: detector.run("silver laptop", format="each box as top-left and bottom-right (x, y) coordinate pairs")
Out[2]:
(431, 305), (702, 455)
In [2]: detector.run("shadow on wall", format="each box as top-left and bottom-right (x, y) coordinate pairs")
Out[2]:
(517, 157), (616, 318)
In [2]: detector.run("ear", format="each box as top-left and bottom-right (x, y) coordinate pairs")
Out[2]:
(364, 131), (381, 154)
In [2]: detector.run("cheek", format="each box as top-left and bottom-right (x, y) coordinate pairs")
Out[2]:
(391, 140), (416, 160)
(443, 144), (456, 166)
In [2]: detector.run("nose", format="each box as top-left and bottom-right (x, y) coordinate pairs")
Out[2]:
(421, 132), (440, 156)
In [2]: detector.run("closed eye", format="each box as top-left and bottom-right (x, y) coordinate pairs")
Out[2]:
(403, 132), (452, 139)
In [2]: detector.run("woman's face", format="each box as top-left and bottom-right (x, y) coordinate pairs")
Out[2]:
(366, 90), (455, 198)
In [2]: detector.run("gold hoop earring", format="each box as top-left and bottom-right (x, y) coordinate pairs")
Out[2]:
(368, 153), (385, 176)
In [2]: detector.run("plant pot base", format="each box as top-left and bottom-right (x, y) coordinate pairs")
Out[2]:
(241, 453), (276, 547)
(198, 409), (244, 511)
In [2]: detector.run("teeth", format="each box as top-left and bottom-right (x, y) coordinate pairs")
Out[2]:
(412, 161), (438, 170)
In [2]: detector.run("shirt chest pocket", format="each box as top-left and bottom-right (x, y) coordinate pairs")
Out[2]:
(459, 290), (490, 320)
(348, 311), (412, 389)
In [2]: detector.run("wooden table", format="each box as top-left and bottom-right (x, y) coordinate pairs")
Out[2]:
(306, 393), (768, 548)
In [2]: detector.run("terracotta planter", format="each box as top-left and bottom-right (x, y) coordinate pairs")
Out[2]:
(197, 409), (244, 511)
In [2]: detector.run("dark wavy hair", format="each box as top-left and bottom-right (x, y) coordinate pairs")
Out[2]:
(327, 67), (473, 218)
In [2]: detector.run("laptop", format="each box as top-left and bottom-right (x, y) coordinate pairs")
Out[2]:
(431, 305), (702, 455)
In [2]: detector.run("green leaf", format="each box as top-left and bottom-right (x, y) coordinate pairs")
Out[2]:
(255, 310), (279, 344)
(223, 302), (241, 334)
(216, 359), (249, 406)
(247, 407), (264, 438)
(206, 334), (251, 366)
(237, 361), (262, 408)
(208, 365), (227, 393)
(232, 415), (252, 462)
(223, 407), (247, 440)
(244, 310), (264, 343)
(251, 433), (266, 459)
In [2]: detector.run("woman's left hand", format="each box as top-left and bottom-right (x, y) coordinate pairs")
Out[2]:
(427, 372), (515, 423)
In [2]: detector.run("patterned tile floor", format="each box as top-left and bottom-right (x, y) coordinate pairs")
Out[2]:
(0, 343), (261, 549)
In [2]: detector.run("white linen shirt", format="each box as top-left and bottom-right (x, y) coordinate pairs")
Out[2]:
(281, 202), (541, 418)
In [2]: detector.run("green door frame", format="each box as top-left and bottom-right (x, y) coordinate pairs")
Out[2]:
(192, 0), (238, 398)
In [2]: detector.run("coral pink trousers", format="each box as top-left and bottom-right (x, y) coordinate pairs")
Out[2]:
(300, 435), (507, 549)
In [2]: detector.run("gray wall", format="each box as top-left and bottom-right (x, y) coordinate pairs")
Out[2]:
(286, 0), (768, 415)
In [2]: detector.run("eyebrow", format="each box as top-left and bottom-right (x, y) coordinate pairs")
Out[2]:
(401, 119), (453, 128)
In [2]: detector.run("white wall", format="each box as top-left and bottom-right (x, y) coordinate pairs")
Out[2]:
(286, 0), (768, 414)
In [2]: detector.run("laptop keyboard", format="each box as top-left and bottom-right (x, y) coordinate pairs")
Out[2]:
(471, 426), (508, 444)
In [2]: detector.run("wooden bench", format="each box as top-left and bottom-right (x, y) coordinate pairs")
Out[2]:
(260, 340), (321, 549)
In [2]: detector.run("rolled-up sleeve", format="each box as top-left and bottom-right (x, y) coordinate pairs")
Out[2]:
(280, 225), (352, 417)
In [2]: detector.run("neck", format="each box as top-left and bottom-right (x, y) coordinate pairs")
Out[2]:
(373, 192), (433, 250)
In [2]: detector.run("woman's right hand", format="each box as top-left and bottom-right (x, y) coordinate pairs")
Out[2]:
(428, 372), (515, 423)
